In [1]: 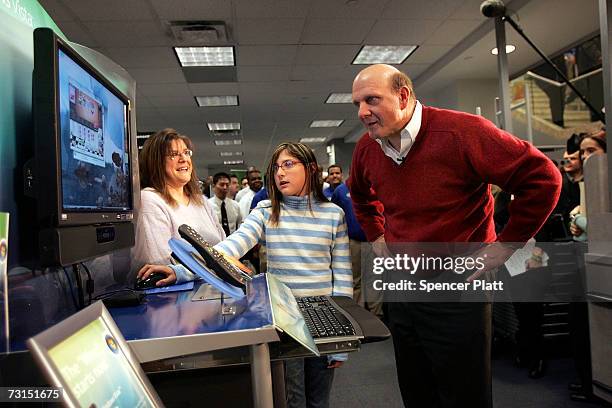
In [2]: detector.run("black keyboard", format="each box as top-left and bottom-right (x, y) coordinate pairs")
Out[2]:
(296, 296), (356, 339)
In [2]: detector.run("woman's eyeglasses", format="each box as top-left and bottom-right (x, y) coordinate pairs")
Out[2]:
(167, 149), (193, 160)
(273, 159), (303, 173)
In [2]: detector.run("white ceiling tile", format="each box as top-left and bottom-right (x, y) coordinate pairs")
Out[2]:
(237, 66), (291, 82)
(148, 95), (198, 108)
(366, 19), (441, 45)
(149, 0), (232, 20)
(104, 47), (179, 68)
(138, 83), (191, 97)
(58, 21), (100, 47)
(189, 83), (240, 95)
(130, 67), (186, 84)
(424, 19), (483, 45)
(235, 0), (310, 18)
(309, 0), (390, 19)
(381, 0), (462, 20)
(301, 19), (375, 45)
(290, 65), (361, 82)
(407, 45), (453, 64)
(450, 0), (490, 20)
(63, 0), (154, 21)
(236, 19), (305, 44)
(85, 21), (170, 47)
(39, 0), (75, 21)
(237, 45), (297, 66)
(239, 82), (289, 95)
(294, 45), (361, 65)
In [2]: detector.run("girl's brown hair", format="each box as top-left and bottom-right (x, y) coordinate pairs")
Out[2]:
(139, 128), (203, 207)
(265, 142), (327, 225)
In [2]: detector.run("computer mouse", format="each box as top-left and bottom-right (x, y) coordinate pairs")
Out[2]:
(134, 272), (167, 290)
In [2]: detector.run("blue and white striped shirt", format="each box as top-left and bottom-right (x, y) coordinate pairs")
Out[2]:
(215, 195), (353, 298)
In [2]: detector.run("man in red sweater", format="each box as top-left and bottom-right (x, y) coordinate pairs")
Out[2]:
(350, 64), (561, 408)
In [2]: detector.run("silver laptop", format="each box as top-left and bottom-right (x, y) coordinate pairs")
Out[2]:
(27, 301), (164, 408)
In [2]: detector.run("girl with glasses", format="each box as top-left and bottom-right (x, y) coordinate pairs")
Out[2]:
(160, 142), (353, 407)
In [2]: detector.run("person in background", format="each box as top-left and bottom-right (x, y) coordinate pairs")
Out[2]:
(133, 128), (224, 285)
(146, 142), (353, 408)
(323, 164), (343, 199)
(228, 174), (240, 200)
(208, 172), (242, 236)
(238, 168), (264, 220)
(349, 64), (561, 408)
(240, 176), (249, 190)
(567, 130), (606, 404)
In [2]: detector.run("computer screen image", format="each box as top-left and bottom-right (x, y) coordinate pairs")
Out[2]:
(27, 301), (163, 408)
(58, 47), (131, 213)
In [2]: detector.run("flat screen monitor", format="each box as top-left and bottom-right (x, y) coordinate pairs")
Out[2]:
(33, 27), (134, 227)
(27, 301), (163, 408)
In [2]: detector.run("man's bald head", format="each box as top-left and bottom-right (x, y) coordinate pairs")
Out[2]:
(353, 64), (415, 103)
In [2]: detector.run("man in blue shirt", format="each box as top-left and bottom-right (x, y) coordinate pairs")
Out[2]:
(323, 164), (343, 199)
(331, 178), (382, 316)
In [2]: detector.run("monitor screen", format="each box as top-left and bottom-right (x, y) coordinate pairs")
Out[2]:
(57, 47), (131, 213)
(27, 302), (162, 408)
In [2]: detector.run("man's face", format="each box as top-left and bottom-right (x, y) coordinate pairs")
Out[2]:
(214, 177), (230, 200)
(352, 73), (408, 140)
(229, 176), (239, 196)
(328, 166), (343, 188)
(248, 171), (263, 192)
(562, 150), (581, 173)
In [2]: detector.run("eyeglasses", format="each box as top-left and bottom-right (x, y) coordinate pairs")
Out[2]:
(167, 149), (193, 160)
(273, 159), (303, 173)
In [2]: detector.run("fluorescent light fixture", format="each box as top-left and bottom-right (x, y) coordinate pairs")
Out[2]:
(214, 139), (242, 146)
(136, 134), (151, 139)
(196, 95), (239, 107)
(491, 45), (516, 55)
(310, 120), (344, 128)
(220, 151), (243, 157)
(352, 45), (418, 64)
(174, 46), (235, 67)
(224, 160), (244, 165)
(207, 122), (241, 131)
(325, 93), (353, 104)
(300, 137), (327, 143)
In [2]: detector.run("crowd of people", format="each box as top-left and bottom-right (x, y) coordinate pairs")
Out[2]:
(131, 63), (608, 408)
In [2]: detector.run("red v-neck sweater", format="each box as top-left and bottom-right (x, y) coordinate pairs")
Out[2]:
(349, 105), (562, 244)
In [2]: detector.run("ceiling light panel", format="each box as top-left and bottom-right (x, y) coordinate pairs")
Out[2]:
(310, 120), (344, 128)
(352, 45), (418, 64)
(300, 137), (327, 143)
(214, 139), (243, 146)
(325, 93), (353, 104)
(220, 151), (244, 157)
(224, 160), (244, 165)
(208, 122), (241, 131)
(174, 46), (235, 67)
(491, 45), (516, 55)
(196, 95), (239, 106)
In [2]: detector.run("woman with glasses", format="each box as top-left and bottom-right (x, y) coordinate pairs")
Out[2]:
(133, 128), (225, 286)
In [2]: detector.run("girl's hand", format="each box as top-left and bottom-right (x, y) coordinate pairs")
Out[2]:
(569, 222), (583, 237)
(137, 264), (177, 286)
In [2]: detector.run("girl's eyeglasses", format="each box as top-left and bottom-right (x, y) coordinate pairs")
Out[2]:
(273, 159), (303, 173)
(167, 149), (193, 160)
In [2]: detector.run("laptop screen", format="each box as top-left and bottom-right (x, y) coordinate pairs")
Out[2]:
(27, 302), (162, 408)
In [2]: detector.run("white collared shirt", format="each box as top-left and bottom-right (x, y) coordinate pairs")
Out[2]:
(209, 195), (243, 234)
(375, 100), (422, 165)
